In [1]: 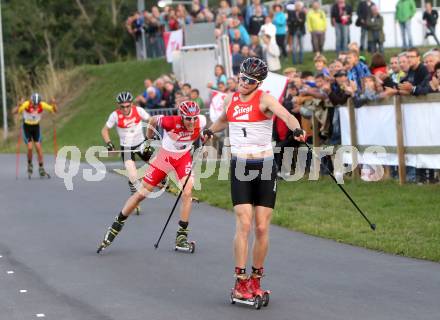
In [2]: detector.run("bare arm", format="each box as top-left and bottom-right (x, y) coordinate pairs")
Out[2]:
(262, 93), (302, 132)
(209, 111), (228, 133)
(101, 125), (111, 144)
(146, 116), (159, 139)
(208, 94), (231, 133)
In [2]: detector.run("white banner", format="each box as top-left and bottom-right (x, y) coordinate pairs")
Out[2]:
(164, 29), (183, 63)
(260, 72), (288, 101)
(339, 102), (440, 169)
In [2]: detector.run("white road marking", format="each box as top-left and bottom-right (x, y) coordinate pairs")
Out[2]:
(0, 255), (3, 258)
(20, 289), (28, 293)
(7, 270), (14, 274)
(36, 314), (45, 318)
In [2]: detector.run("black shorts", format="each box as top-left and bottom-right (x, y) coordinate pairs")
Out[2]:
(120, 143), (150, 163)
(22, 123), (41, 143)
(230, 157), (277, 209)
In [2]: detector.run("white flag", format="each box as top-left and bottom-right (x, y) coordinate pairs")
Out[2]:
(209, 90), (227, 123)
(260, 72), (288, 101)
(164, 29), (183, 63)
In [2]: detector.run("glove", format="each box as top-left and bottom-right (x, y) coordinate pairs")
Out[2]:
(140, 141), (154, 161)
(292, 128), (306, 141)
(106, 141), (115, 152)
(202, 128), (214, 140)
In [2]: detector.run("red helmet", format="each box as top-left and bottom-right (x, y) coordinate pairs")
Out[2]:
(178, 100), (200, 117)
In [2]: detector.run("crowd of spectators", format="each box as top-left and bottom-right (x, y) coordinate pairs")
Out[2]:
(126, 1), (438, 66)
(272, 45), (440, 183)
(127, 1), (439, 184)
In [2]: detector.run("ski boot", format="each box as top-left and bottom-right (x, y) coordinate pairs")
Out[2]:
(247, 267), (270, 308)
(230, 273), (260, 309)
(39, 166), (50, 179)
(97, 216), (126, 253)
(175, 227), (195, 253)
(27, 162), (33, 179)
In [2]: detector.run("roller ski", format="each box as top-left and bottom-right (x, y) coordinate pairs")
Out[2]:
(174, 227), (195, 253)
(39, 166), (50, 179)
(97, 215), (126, 254)
(230, 268), (270, 310)
(27, 162), (33, 179)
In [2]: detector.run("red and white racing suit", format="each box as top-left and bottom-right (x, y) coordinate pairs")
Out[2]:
(143, 115), (206, 186)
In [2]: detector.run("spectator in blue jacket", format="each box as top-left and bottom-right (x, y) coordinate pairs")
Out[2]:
(346, 49), (371, 92)
(273, 4), (288, 58)
(229, 18), (251, 46)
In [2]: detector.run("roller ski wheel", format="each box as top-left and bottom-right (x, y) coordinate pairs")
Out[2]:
(96, 218), (125, 254)
(96, 240), (110, 254)
(262, 292), (270, 307)
(229, 291), (236, 304)
(254, 295), (263, 310)
(39, 167), (50, 179)
(175, 240), (195, 253)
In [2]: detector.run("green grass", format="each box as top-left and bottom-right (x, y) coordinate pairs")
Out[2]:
(193, 165), (440, 262)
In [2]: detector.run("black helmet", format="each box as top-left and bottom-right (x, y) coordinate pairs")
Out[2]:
(31, 93), (42, 105)
(240, 57), (268, 82)
(116, 91), (133, 104)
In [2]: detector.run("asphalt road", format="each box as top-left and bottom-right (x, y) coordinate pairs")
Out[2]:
(0, 154), (439, 320)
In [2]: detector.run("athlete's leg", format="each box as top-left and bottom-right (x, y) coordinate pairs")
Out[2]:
(233, 204), (253, 268)
(125, 158), (141, 211)
(248, 207), (272, 297)
(121, 180), (153, 216)
(252, 206), (273, 268)
(27, 142), (33, 164)
(124, 159), (139, 185)
(97, 181), (154, 252)
(231, 204), (254, 299)
(175, 175), (195, 249)
(26, 142), (33, 176)
(178, 175), (194, 223)
(35, 142), (44, 166)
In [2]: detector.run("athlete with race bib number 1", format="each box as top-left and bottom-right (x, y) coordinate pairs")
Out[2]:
(97, 101), (206, 254)
(203, 57), (306, 309)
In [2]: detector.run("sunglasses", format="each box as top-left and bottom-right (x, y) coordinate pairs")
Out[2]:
(239, 73), (260, 85)
(183, 116), (197, 121)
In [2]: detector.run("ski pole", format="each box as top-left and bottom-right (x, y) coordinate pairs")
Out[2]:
(154, 141), (205, 249)
(53, 118), (58, 157)
(294, 129), (376, 231)
(15, 114), (22, 180)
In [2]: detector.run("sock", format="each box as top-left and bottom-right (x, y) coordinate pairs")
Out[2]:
(178, 220), (188, 229)
(28, 159), (32, 165)
(117, 212), (128, 222)
(39, 163), (43, 167)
